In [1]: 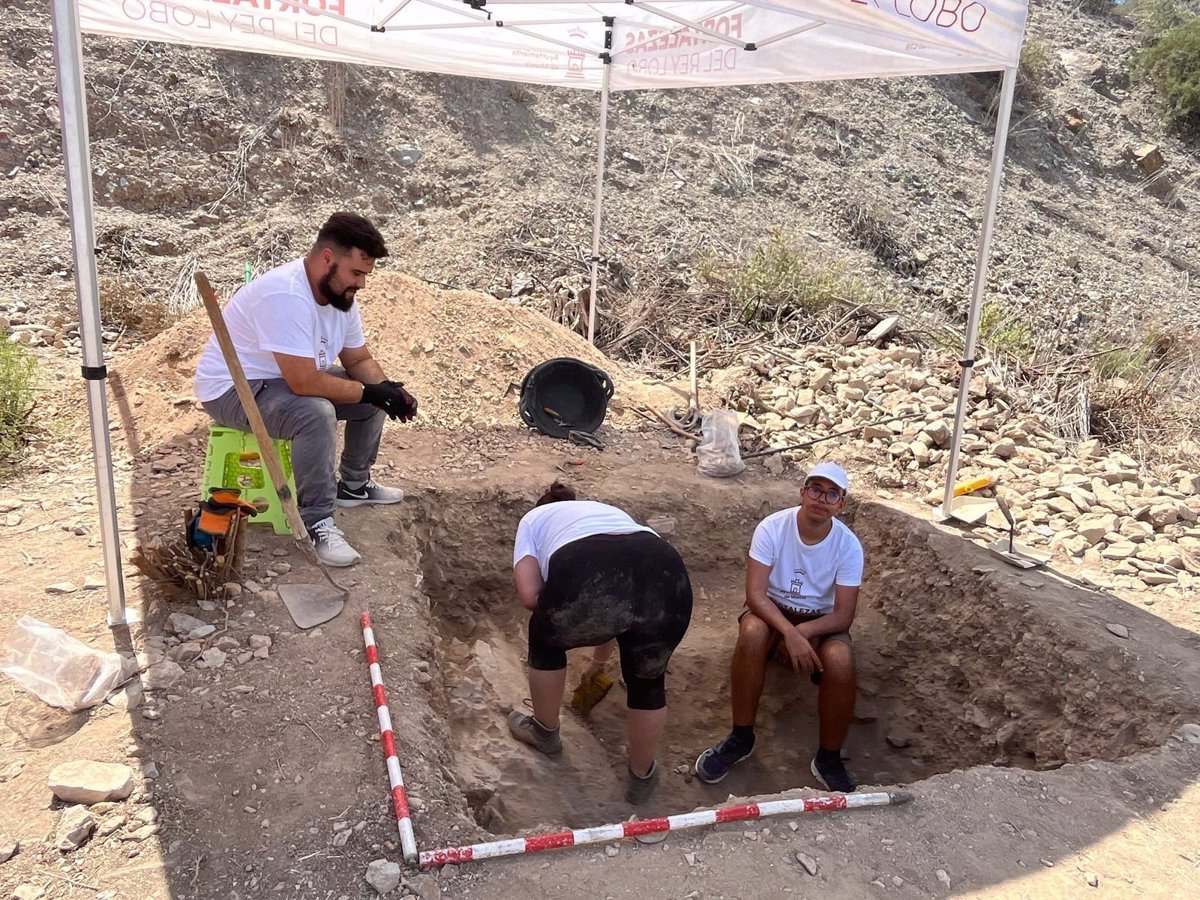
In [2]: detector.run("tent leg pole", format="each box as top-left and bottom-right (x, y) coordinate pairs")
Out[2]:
(50, 0), (127, 626)
(941, 67), (1017, 519)
(586, 48), (612, 345)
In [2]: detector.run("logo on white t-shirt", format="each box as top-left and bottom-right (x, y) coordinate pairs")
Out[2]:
(317, 338), (329, 370)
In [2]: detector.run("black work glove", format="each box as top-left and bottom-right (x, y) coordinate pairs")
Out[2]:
(382, 379), (418, 422)
(360, 381), (412, 421)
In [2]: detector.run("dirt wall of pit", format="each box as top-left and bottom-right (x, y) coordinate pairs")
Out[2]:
(851, 501), (1200, 770)
(388, 468), (1200, 839)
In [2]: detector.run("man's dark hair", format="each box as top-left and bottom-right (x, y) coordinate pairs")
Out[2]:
(535, 481), (577, 507)
(315, 212), (389, 259)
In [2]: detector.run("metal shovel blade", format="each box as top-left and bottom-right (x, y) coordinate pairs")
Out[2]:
(986, 539), (1051, 570)
(279, 583), (345, 629)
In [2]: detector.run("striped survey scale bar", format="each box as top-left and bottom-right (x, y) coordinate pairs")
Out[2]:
(361, 611), (419, 866)
(419, 789), (913, 868)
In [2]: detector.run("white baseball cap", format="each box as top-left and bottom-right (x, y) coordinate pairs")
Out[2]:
(805, 461), (849, 493)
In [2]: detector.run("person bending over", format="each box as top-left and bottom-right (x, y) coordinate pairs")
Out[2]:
(507, 482), (693, 804)
(694, 461), (864, 792)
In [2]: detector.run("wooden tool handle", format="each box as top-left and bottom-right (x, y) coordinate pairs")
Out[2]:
(995, 494), (1015, 529)
(195, 272), (312, 546)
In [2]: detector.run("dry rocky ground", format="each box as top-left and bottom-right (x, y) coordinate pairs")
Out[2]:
(2, 278), (1200, 900)
(3, 0), (1200, 897)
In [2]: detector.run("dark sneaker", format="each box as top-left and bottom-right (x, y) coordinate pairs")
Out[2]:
(336, 479), (405, 507)
(624, 760), (659, 804)
(694, 733), (754, 784)
(506, 710), (562, 756)
(810, 754), (856, 793)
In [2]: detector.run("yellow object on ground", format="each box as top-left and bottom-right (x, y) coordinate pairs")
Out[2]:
(569, 671), (615, 717)
(953, 474), (994, 496)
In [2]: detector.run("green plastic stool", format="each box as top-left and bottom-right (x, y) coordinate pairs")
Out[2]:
(202, 426), (298, 535)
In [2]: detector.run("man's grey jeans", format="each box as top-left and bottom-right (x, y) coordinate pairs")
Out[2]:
(201, 369), (384, 530)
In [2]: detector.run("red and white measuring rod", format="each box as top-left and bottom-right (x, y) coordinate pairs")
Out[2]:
(361, 611), (419, 866)
(420, 789), (912, 868)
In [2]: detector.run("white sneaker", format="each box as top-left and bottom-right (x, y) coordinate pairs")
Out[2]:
(308, 517), (361, 567)
(336, 479), (405, 508)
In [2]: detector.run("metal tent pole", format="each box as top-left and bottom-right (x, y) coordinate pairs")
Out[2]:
(49, 0), (127, 625)
(585, 18), (614, 345)
(940, 66), (1017, 520)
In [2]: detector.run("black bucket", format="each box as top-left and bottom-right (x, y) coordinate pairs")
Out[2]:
(519, 357), (614, 439)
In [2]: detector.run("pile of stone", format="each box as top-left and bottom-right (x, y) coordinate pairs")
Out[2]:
(37, 759), (160, 856)
(708, 342), (1200, 597)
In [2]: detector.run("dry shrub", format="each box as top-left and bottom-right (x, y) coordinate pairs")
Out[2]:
(1082, 329), (1200, 465)
(722, 230), (875, 326)
(844, 199), (920, 275)
(99, 276), (174, 337)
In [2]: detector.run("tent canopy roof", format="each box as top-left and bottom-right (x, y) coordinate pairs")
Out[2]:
(81, 0), (1027, 90)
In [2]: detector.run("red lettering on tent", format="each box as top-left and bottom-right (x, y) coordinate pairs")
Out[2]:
(961, 1), (987, 30)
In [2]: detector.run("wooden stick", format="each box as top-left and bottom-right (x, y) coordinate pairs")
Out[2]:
(646, 406), (700, 441)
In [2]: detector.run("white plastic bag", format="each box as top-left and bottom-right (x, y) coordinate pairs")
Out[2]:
(696, 410), (746, 477)
(0, 616), (128, 711)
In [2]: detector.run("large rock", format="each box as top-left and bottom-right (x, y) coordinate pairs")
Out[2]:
(993, 439), (1017, 459)
(55, 806), (96, 852)
(165, 612), (207, 637)
(1100, 542), (1137, 561)
(48, 761), (135, 804)
(143, 660), (184, 691)
(365, 859), (401, 895)
(198, 648), (227, 669)
(1076, 514), (1118, 545)
(0, 834), (17, 863)
(923, 419), (950, 447)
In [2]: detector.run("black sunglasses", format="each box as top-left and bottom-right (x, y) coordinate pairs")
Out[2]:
(803, 483), (844, 504)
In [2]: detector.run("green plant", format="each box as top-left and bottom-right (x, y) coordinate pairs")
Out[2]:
(978, 302), (1033, 359)
(1125, 0), (1195, 38)
(730, 231), (870, 325)
(1138, 20), (1200, 129)
(1092, 344), (1153, 380)
(0, 341), (36, 462)
(1018, 40), (1054, 96)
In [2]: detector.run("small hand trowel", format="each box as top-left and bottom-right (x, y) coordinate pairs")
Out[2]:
(987, 495), (1051, 569)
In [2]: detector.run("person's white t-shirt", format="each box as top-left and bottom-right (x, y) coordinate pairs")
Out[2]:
(748, 509), (864, 616)
(513, 501), (657, 580)
(193, 258), (366, 402)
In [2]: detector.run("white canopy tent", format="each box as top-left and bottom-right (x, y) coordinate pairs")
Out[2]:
(52, 0), (1026, 625)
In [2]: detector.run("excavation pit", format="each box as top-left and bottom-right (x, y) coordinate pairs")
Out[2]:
(403, 479), (1193, 836)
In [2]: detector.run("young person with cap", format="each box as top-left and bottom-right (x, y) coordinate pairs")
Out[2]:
(694, 461), (864, 792)
(507, 482), (694, 805)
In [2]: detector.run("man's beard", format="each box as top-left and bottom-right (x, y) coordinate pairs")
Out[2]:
(318, 266), (356, 312)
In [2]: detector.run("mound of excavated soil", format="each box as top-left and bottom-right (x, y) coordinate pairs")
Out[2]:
(102, 271), (677, 455)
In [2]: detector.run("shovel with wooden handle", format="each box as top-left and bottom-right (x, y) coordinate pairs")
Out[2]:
(195, 271), (348, 628)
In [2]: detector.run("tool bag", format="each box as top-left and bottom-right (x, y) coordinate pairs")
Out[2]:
(519, 357), (614, 440)
(187, 487), (259, 551)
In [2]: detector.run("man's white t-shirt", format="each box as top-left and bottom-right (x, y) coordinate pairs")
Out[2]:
(748, 509), (864, 616)
(193, 258), (366, 402)
(513, 501), (656, 580)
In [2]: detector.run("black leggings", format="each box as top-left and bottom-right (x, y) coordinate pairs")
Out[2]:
(528, 532), (693, 710)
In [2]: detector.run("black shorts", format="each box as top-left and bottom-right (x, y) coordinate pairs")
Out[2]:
(528, 531), (693, 710)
